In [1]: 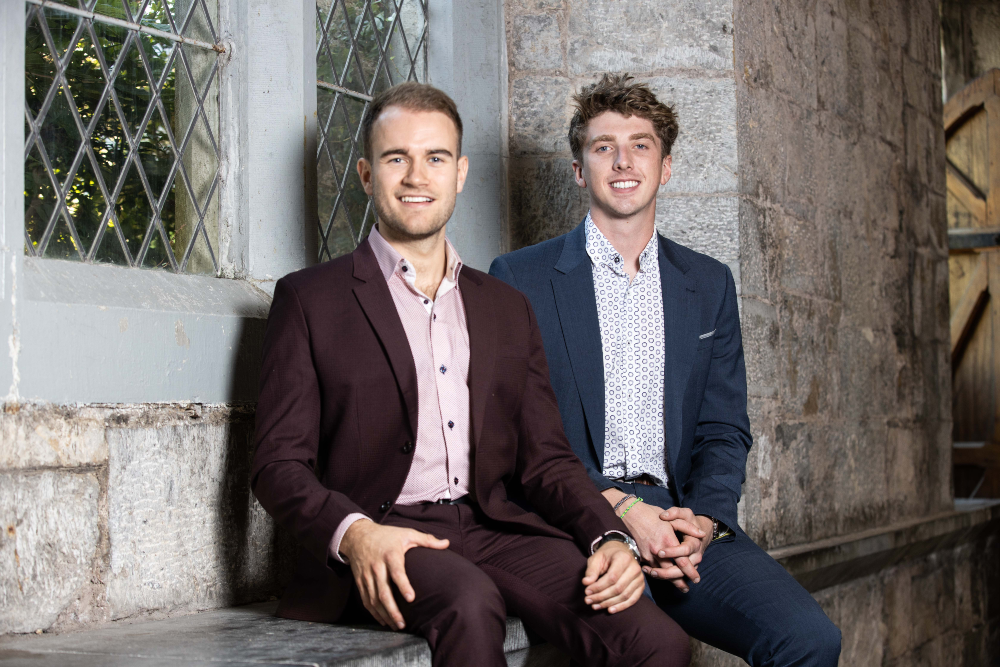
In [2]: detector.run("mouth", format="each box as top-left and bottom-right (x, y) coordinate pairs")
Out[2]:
(609, 180), (640, 191)
(399, 195), (435, 204)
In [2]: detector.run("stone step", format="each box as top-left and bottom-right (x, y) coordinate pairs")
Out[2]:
(0, 602), (569, 667)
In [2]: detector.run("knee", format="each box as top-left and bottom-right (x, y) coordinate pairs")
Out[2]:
(772, 613), (841, 667)
(621, 617), (691, 667)
(438, 576), (506, 630)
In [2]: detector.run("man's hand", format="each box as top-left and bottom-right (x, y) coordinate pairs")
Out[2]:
(339, 519), (450, 630)
(582, 540), (645, 614)
(601, 489), (706, 592)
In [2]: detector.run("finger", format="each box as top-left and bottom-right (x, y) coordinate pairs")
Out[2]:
(604, 575), (645, 613)
(409, 530), (450, 550)
(582, 552), (607, 588)
(587, 553), (630, 602)
(609, 577), (647, 613)
(387, 554), (416, 603)
(665, 518), (705, 538)
(597, 561), (643, 608)
(659, 507), (696, 523)
(674, 555), (701, 583)
(374, 564), (407, 630)
(643, 563), (684, 581)
(658, 534), (701, 560)
(362, 574), (389, 627)
(689, 549), (704, 567)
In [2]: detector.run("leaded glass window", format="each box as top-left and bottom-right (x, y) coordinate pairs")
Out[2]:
(316, 0), (427, 262)
(24, 0), (223, 274)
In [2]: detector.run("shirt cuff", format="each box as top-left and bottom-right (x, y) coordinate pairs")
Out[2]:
(329, 513), (372, 564)
(590, 530), (632, 555)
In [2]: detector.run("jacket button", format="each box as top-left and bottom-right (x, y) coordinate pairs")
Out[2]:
(402, 441), (414, 454)
(380, 501), (392, 512)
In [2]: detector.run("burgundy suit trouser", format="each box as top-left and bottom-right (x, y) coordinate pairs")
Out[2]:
(340, 502), (690, 667)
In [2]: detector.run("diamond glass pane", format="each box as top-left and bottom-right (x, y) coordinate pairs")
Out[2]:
(24, 0), (223, 274)
(316, 0), (427, 262)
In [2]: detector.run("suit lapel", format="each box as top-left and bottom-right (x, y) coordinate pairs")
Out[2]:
(658, 235), (697, 476)
(551, 222), (607, 467)
(459, 270), (494, 451)
(351, 241), (419, 438)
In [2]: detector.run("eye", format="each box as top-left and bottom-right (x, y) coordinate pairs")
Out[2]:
(596, 145), (611, 152)
(429, 156), (442, 163)
(635, 143), (648, 150)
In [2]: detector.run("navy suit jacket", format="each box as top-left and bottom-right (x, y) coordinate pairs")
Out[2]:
(489, 221), (752, 530)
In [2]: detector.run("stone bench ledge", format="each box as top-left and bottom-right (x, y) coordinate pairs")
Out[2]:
(0, 602), (568, 667)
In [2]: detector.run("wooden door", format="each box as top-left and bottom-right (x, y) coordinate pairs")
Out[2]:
(947, 68), (1000, 498)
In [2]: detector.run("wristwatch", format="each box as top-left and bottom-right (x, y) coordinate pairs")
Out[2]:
(709, 516), (732, 541)
(596, 532), (641, 562)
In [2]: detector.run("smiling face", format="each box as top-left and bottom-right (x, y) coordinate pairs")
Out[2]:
(358, 106), (468, 242)
(572, 111), (672, 222)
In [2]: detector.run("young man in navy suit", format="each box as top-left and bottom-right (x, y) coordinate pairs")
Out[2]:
(490, 73), (841, 665)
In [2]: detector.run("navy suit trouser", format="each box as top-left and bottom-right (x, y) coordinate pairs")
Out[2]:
(617, 482), (842, 667)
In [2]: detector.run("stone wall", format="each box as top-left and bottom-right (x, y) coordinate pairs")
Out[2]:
(504, 0), (740, 273)
(0, 404), (291, 634)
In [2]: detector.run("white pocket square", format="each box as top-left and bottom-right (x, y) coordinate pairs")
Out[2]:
(699, 330), (717, 340)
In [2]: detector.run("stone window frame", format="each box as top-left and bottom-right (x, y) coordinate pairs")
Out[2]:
(0, 0), (507, 404)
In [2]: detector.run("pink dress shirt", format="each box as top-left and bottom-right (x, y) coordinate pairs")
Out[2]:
(329, 226), (472, 562)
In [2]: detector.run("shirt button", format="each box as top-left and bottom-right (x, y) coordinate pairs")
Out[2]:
(402, 441), (414, 454)
(440, 365), (447, 374)
(433, 314), (437, 321)
(454, 477), (459, 485)
(401, 265), (408, 272)
(424, 299), (429, 305)
(380, 501), (392, 512)
(448, 420), (454, 429)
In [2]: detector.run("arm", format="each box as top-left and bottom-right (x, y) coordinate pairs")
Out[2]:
(680, 265), (753, 532)
(250, 277), (369, 567)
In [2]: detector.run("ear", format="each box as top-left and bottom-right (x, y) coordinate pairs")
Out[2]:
(660, 154), (672, 186)
(572, 159), (587, 189)
(455, 155), (469, 194)
(358, 158), (374, 195)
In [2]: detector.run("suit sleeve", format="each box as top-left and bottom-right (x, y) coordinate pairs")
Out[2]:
(251, 277), (366, 568)
(681, 265), (753, 531)
(513, 294), (630, 553)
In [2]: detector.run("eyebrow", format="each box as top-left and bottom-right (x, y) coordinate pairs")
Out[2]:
(589, 132), (657, 147)
(379, 147), (455, 159)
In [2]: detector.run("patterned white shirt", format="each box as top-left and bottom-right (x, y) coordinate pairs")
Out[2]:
(585, 213), (668, 487)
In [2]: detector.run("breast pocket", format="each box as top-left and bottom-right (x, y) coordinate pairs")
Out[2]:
(696, 329), (717, 351)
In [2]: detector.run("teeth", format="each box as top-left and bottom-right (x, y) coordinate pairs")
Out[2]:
(611, 181), (639, 189)
(401, 196), (433, 203)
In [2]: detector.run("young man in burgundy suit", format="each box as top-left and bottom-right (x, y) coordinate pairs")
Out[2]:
(251, 83), (690, 666)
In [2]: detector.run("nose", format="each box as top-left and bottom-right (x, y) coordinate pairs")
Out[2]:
(613, 147), (631, 170)
(402, 160), (429, 187)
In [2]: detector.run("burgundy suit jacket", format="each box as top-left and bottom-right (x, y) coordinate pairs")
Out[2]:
(251, 239), (629, 622)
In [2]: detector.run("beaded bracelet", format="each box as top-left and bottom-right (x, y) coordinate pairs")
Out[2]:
(618, 497), (643, 519)
(613, 494), (636, 513)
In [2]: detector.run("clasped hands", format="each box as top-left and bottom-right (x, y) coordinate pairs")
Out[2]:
(603, 490), (713, 593)
(340, 518), (645, 632)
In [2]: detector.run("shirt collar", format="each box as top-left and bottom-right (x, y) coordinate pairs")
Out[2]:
(584, 212), (659, 275)
(368, 224), (463, 288)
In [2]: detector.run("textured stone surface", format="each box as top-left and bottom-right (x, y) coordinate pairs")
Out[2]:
(0, 470), (100, 634)
(0, 405), (107, 469)
(734, 0), (952, 550)
(106, 415), (291, 619)
(0, 604), (566, 667)
(566, 0), (734, 74)
(655, 196), (739, 265)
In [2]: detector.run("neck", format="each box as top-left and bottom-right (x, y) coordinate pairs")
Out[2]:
(378, 224), (449, 298)
(588, 204), (656, 278)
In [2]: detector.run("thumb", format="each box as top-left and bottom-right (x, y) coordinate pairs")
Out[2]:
(582, 551), (606, 586)
(412, 530), (450, 550)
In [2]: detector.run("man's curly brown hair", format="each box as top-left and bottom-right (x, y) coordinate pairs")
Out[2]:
(569, 73), (679, 163)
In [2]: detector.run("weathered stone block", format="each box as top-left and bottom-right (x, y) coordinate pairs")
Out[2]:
(734, 0), (817, 107)
(0, 470), (100, 634)
(0, 405), (107, 469)
(776, 293), (843, 420)
(741, 297), (779, 399)
(655, 195), (739, 265)
(566, 0), (733, 74)
(737, 199), (777, 301)
(106, 419), (289, 619)
(649, 76), (737, 195)
(777, 209), (839, 301)
(509, 157), (589, 248)
(509, 13), (563, 71)
(509, 76), (573, 156)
